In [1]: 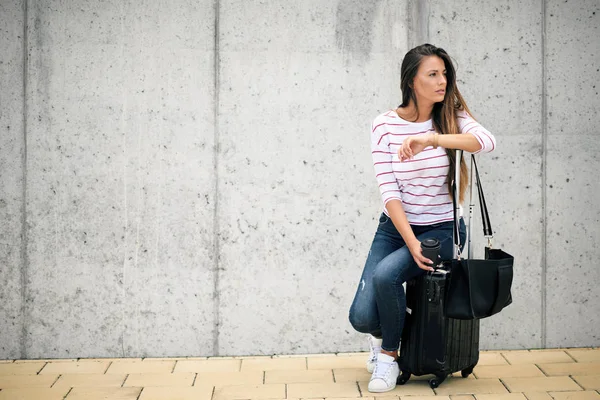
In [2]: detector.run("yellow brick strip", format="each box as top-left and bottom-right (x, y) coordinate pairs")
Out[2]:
(537, 362), (600, 377)
(39, 360), (110, 374)
(501, 351), (574, 365)
(549, 391), (600, 400)
(64, 387), (142, 400)
(0, 388), (70, 400)
(137, 385), (214, 400)
(0, 362), (47, 375)
(501, 377), (582, 392)
(52, 373), (127, 388)
(571, 375), (600, 390)
(0, 374), (59, 389)
(287, 382), (362, 397)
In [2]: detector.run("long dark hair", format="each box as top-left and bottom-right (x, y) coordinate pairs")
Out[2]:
(399, 43), (472, 202)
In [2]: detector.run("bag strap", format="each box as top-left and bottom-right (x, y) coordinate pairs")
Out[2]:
(471, 156), (493, 237)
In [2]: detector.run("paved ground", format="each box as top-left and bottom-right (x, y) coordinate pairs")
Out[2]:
(0, 349), (598, 399)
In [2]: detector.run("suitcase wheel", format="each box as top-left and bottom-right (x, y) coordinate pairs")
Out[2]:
(461, 365), (475, 378)
(428, 374), (447, 389)
(397, 371), (411, 385)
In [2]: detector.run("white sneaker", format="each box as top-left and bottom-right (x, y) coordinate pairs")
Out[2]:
(368, 353), (399, 393)
(366, 335), (382, 373)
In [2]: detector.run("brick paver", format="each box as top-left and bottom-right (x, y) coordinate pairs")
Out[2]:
(240, 357), (307, 372)
(307, 355), (366, 370)
(473, 364), (545, 379)
(501, 351), (574, 365)
(123, 372), (195, 387)
(265, 369), (334, 383)
(39, 360), (110, 374)
(287, 382), (361, 397)
(53, 373), (127, 388)
(548, 392), (600, 400)
(105, 360), (175, 374)
(212, 383), (285, 400)
(137, 385), (214, 400)
(537, 362), (600, 376)
(523, 392), (553, 400)
(571, 375), (600, 390)
(474, 394), (527, 400)
(0, 362), (46, 375)
(0, 374), (59, 389)
(566, 350), (600, 363)
(432, 378), (509, 395)
(193, 371), (264, 386)
(478, 353), (510, 366)
(174, 359), (241, 373)
(64, 387), (142, 399)
(501, 377), (582, 392)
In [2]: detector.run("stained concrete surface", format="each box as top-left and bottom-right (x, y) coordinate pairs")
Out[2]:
(217, 0), (407, 355)
(20, 0), (217, 358)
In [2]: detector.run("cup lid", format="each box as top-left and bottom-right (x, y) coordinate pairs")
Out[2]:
(421, 238), (440, 248)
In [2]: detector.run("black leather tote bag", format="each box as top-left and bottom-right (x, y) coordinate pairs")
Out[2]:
(444, 154), (514, 320)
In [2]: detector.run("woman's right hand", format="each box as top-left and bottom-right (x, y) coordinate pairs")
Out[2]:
(407, 240), (435, 272)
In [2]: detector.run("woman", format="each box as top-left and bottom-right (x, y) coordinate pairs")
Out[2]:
(348, 44), (496, 393)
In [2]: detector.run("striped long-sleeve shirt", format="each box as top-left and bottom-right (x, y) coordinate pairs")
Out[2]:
(371, 109), (496, 225)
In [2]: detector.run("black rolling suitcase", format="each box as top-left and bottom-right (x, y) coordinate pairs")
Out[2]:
(397, 270), (479, 388)
(397, 150), (479, 389)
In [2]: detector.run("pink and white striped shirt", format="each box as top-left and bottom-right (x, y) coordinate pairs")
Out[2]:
(371, 109), (496, 225)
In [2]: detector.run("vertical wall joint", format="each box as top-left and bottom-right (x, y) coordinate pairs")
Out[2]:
(541, 0), (548, 349)
(20, 0), (29, 359)
(408, 0), (430, 49)
(212, 0), (221, 357)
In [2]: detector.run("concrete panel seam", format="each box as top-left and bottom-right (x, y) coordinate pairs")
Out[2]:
(417, 0), (430, 46)
(119, 1), (128, 358)
(408, 0), (430, 49)
(541, 0), (548, 349)
(19, 0), (29, 360)
(212, 0), (221, 357)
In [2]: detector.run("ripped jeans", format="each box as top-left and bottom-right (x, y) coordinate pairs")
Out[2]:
(348, 213), (466, 352)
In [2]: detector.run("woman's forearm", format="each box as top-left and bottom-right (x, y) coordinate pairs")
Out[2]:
(385, 200), (419, 247)
(430, 133), (482, 153)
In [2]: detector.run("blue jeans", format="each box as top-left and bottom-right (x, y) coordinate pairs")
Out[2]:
(348, 213), (466, 352)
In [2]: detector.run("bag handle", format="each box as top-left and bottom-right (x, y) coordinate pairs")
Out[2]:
(452, 150), (462, 259)
(452, 152), (494, 254)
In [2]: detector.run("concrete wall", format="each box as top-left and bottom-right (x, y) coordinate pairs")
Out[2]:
(1, 0), (598, 359)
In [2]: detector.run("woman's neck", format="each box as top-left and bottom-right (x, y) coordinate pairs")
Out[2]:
(397, 101), (433, 122)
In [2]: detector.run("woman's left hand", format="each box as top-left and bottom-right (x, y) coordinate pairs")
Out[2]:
(398, 133), (434, 161)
